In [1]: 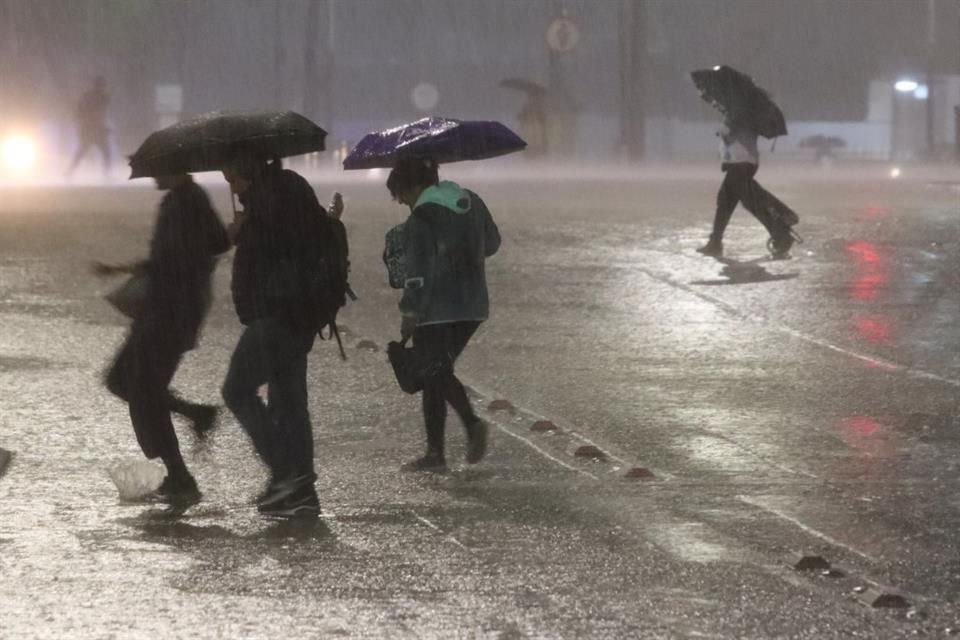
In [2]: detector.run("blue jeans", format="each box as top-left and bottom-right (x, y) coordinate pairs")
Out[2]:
(222, 318), (316, 482)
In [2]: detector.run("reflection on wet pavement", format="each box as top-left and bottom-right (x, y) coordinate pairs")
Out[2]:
(2, 173), (960, 637)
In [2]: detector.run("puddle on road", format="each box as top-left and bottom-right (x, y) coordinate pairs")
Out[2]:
(644, 521), (734, 563)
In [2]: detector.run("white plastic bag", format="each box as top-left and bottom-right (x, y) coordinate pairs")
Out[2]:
(108, 459), (165, 501)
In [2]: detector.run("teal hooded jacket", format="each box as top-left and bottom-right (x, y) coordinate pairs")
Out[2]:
(399, 181), (500, 325)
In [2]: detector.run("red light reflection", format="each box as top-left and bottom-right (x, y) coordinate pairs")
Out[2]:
(840, 415), (880, 434)
(845, 240), (881, 264)
(837, 415), (896, 458)
(853, 317), (892, 344)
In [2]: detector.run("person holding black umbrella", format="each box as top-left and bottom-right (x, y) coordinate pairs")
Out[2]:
(387, 157), (500, 471)
(220, 154), (332, 516)
(696, 116), (794, 259)
(95, 172), (230, 504)
(127, 110), (337, 515)
(691, 66), (797, 259)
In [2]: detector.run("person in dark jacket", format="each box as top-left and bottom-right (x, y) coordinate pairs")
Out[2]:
(220, 155), (330, 517)
(387, 157), (501, 472)
(696, 117), (795, 259)
(95, 173), (229, 503)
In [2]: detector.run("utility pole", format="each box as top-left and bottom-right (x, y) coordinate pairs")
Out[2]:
(619, 0), (647, 160)
(303, 0), (319, 121)
(274, 1), (284, 109)
(325, 0), (336, 135)
(925, 0), (936, 158)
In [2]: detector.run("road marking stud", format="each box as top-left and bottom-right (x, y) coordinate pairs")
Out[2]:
(574, 445), (607, 461)
(791, 553), (830, 571)
(855, 587), (910, 609)
(530, 420), (558, 432)
(354, 339), (379, 352)
(488, 399), (517, 414)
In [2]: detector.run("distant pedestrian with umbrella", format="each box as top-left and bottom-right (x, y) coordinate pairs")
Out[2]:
(691, 66), (799, 259)
(345, 117), (520, 471)
(94, 170), (230, 505)
(500, 78), (549, 158)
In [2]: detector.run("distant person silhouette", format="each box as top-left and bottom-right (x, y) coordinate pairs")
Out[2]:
(66, 75), (111, 177)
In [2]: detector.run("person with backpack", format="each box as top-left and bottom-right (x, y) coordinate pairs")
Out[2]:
(387, 157), (500, 472)
(696, 116), (796, 259)
(220, 154), (348, 517)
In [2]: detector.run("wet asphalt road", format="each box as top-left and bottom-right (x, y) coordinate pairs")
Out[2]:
(0, 164), (958, 638)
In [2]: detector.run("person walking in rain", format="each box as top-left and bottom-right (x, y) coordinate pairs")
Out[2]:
(95, 173), (229, 504)
(388, 157), (499, 472)
(66, 75), (111, 177)
(696, 116), (795, 259)
(220, 154), (331, 517)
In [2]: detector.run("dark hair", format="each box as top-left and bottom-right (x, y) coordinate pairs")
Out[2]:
(386, 156), (439, 197)
(226, 154), (281, 180)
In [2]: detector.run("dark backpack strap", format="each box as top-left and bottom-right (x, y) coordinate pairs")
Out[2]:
(330, 322), (347, 361)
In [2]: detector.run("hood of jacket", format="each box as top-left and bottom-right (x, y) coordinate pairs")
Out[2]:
(413, 180), (471, 214)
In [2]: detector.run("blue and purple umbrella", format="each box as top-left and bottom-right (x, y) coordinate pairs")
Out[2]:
(342, 117), (526, 170)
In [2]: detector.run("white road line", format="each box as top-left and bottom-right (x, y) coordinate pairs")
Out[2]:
(410, 511), (471, 551)
(464, 379), (612, 478)
(635, 263), (960, 389)
(493, 424), (600, 480)
(737, 495), (875, 562)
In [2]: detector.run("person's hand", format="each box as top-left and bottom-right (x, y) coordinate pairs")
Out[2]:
(400, 315), (417, 341)
(91, 261), (124, 277)
(329, 192), (344, 220)
(227, 210), (248, 244)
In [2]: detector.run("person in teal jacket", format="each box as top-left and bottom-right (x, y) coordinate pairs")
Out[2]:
(387, 157), (501, 471)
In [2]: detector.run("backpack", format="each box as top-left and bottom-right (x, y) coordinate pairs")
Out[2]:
(310, 211), (353, 359)
(383, 222), (406, 289)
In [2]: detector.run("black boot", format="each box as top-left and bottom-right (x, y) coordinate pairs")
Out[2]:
(696, 237), (723, 258)
(768, 233), (794, 260)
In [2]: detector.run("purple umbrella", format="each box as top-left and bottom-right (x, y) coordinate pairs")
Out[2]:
(342, 117), (526, 170)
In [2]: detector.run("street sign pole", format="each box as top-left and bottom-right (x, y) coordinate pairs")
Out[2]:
(546, 6), (581, 158)
(620, 0), (647, 161)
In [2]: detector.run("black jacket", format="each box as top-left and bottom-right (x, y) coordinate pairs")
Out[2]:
(231, 165), (326, 328)
(135, 177), (229, 350)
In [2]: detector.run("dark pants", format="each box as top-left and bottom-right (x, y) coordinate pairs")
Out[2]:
(222, 318), (316, 483)
(413, 321), (481, 456)
(710, 164), (789, 242)
(105, 328), (202, 469)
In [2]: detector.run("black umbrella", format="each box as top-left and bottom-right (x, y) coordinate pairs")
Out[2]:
(499, 77), (548, 95)
(690, 65), (787, 139)
(128, 110), (326, 178)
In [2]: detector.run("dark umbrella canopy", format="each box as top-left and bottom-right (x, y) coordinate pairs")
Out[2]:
(342, 117), (526, 170)
(128, 110), (326, 178)
(691, 65), (787, 139)
(499, 77), (548, 95)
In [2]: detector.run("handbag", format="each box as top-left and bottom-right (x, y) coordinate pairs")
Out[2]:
(387, 334), (455, 395)
(105, 272), (148, 319)
(387, 337), (425, 394)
